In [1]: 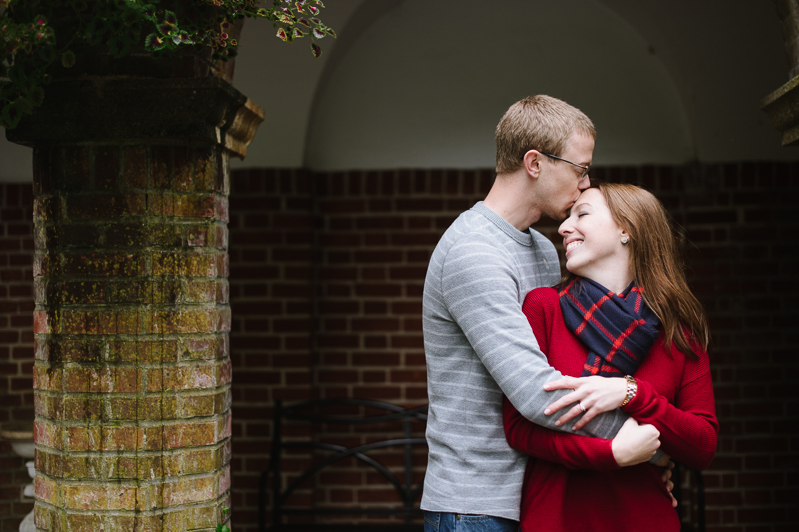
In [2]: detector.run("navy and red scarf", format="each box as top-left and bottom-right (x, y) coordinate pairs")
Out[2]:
(558, 277), (660, 377)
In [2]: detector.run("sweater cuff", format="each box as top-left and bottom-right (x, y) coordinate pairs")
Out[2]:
(595, 438), (621, 470)
(620, 376), (649, 414)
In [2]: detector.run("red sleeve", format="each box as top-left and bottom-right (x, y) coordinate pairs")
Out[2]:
(504, 396), (619, 470)
(622, 342), (719, 470)
(503, 288), (619, 471)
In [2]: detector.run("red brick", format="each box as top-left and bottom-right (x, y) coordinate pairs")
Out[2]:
(62, 252), (145, 277)
(94, 146), (121, 190)
(351, 318), (399, 332)
(66, 193), (146, 219)
(389, 335), (423, 349)
(122, 146), (148, 188)
(353, 250), (402, 263)
(354, 284), (402, 298)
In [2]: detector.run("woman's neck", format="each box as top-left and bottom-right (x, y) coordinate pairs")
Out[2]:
(583, 268), (634, 295)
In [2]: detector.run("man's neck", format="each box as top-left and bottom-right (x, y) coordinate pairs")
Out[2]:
(482, 173), (541, 231)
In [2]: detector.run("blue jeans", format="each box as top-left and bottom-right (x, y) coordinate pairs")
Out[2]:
(423, 511), (519, 532)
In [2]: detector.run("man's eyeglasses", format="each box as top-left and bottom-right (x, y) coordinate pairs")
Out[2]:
(538, 151), (590, 179)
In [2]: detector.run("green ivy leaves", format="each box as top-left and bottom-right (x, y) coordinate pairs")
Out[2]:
(0, 7), (60, 128)
(0, 0), (336, 130)
(1, 101), (23, 129)
(61, 50), (77, 68)
(215, 506), (230, 532)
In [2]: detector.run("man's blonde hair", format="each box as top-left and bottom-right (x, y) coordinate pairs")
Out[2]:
(495, 95), (596, 175)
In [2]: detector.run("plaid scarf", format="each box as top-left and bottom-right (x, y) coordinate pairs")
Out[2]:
(558, 277), (660, 377)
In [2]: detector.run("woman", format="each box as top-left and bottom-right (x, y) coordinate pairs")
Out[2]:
(503, 183), (718, 532)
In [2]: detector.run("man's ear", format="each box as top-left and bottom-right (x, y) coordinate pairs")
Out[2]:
(523, 150), (542, 179)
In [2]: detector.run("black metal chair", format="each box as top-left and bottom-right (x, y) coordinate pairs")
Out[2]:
(258, 398), (429, 532)
(673, 462), (706, 532)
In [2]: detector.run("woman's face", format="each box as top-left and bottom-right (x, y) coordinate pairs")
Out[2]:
(558, 188), (632, 287)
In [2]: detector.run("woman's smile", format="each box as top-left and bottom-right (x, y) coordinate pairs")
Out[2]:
(565, 240), (583, 254)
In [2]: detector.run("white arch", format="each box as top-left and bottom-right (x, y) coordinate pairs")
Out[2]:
(303, 0), (694, 170)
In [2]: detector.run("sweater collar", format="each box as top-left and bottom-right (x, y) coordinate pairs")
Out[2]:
(472, 202), (534, 247)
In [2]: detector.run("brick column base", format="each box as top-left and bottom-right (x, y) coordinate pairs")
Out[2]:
(31, 144), (232, 531)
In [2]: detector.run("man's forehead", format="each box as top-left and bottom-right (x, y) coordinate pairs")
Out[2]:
(564, 132), (594, 152)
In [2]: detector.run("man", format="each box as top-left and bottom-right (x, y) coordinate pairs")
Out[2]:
(421, 95), (660, 531)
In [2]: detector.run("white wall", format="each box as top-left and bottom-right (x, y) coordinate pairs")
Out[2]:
(0, 0), (795, 182)
(0, 141), (32, 182)
(305, 0), (694, 170)
(600, 0), (790, 162)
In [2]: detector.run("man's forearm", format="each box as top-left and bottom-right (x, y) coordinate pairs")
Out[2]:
(508, 382), (629, 438)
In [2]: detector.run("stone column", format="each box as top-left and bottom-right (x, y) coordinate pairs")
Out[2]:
(7, 76), (263, 531)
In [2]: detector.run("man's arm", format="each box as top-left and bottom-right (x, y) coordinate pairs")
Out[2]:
(503, 396), (663, 469)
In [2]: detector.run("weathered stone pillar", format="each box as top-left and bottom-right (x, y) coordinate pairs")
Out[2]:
(762, 0), (799, 144)
(7, 75), (263, 531)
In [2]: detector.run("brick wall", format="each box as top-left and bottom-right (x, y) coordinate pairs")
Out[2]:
(227, 169), (317, 526)
(675, 162), (799, 531)
(2, 162), (797, 531)
(227, 163), (798, 532)
(0, 184), (35, 532)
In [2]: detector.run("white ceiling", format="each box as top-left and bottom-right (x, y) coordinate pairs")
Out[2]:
(1, 0), (795, 182)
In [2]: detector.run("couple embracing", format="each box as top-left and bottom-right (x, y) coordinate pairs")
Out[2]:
(421, 95), (718, 532)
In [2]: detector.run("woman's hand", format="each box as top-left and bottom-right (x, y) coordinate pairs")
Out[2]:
(543, 375), (627, 431)
(611, 418), (661, 467)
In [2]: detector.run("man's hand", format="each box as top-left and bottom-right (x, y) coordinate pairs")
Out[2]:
(611, 418), (661, 467)
(661, 460), (678, 508)
(543, 375), (627, 431)
(654, 452), (671, 467)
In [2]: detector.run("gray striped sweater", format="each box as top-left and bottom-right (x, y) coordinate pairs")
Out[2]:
(420, 202), (628, 521)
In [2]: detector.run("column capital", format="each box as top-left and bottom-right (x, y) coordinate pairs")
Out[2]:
(6, 76), (264, 158)
(762, 75), (799, 147)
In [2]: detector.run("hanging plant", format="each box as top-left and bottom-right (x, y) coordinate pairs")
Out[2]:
(0, 0), (336, 129)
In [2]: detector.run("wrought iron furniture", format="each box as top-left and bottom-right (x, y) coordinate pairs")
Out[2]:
(674, 462), (706, 532)
(258, 398), (706, 532)
(258, 398), (428, 532)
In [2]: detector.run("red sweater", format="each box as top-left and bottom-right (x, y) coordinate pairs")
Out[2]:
(504, 287), (719, 532)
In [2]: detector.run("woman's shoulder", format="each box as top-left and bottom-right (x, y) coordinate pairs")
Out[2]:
(656, 327), (711, 375)
(522, 286), (560, 315)
(681, 333), (711, 374)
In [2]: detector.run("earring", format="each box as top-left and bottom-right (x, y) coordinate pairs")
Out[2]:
(621, 236), (629, 244)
